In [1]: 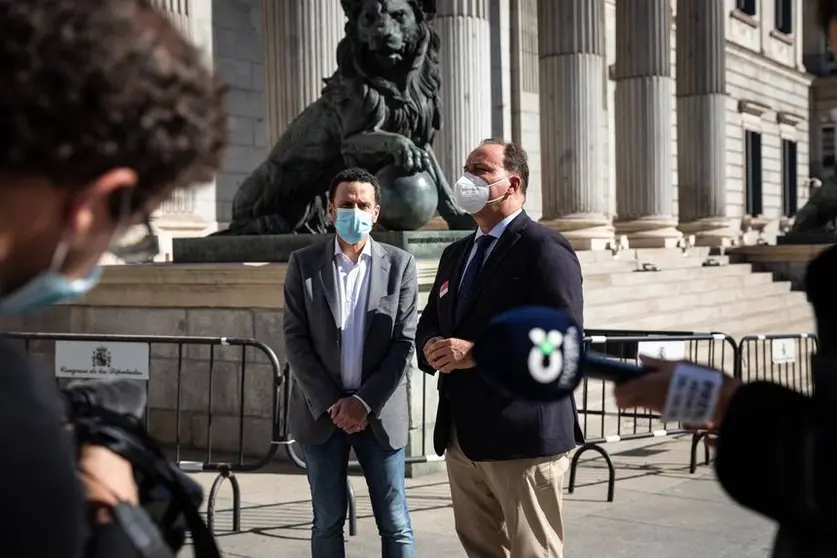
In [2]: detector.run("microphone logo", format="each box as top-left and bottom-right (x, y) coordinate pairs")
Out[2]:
(528, 328), (564, 383)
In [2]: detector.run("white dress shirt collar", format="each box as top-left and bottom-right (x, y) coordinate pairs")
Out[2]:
(475, 208), (524, 240)
(334, 236), (373, 260)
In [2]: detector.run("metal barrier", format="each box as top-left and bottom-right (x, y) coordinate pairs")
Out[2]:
(6, 326), (819, 535)
(1, 331), (292, 534)
(738, 333), (818, 393)
(568, 332), (739, 501)
(688, 333), (819, 474)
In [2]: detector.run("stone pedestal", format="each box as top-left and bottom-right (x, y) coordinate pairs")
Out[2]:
(434, 0), (493, 186)
(538, 0), (613, 249)
(675, 0), (736, 246)
(172, 231), (471, 263)
(729, 244), (833, 291)
(613, 0), (681, 248)
(260, 0), (344, 145)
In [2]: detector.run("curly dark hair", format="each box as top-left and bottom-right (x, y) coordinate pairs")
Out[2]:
(0, 0), (228, 211)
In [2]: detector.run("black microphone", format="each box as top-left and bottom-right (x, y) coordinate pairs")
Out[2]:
(472, 306), (648, 402)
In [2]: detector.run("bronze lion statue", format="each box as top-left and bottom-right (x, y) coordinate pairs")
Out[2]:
(791, 177), (837, 234)
(217, 0), (474, 235)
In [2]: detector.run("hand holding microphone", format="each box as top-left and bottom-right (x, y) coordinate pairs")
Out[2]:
(472, 306), (740, 427)
(612, 355), (740, 432)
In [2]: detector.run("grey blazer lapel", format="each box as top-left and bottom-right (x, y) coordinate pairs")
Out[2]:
(318, 238), (339, 328)
(365, 239), (391, 340)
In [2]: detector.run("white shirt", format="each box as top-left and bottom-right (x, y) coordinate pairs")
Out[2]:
(459, 208), (525, 288)
(332, 238), (372, 412)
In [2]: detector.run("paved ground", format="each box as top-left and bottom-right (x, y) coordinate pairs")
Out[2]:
(190, 435), (775, 557)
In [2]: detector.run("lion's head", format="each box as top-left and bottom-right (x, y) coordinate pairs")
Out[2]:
(339, 0), (437, 75)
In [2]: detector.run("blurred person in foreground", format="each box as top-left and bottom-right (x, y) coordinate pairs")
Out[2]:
(0, 0), (227, 556)
(615, 2), (837, 545)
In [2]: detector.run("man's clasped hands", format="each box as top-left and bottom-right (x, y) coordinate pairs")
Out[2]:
(331, 337), (476, 435)
(330, 396), (369, 435)
(423, 337), (475, 373)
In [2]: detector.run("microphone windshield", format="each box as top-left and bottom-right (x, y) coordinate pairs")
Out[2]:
(473, 306), (583, 402)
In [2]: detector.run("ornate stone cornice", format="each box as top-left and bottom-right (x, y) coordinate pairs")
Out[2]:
(777, 111), (805, 127)
(738, 99), (771, 117)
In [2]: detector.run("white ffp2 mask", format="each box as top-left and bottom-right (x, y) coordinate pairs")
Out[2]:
(454, 173), (509, 214)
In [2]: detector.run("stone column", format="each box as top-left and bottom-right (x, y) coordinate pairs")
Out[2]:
(434, 0), (493, 185)
(676, 0), (735, 245)
(509, 0), (543, 220)
(613, 0), (681, 248)
(151, 0), (214, 255)
(538, 0), (613, 249)
(261, 0), (344, 145)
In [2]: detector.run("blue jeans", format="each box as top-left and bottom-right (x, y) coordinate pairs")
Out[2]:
(301, 427), (414, 558)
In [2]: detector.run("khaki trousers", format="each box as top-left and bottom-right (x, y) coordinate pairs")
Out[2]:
(446, 435), (569, 558)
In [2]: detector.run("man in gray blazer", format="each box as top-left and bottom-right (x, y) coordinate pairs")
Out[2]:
(283, 167), (418, 558)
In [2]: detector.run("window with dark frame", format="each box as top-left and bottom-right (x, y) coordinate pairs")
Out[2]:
(781, 140), (798, 217)
(745, 131), (763, 216)
(823, 125), (836, 170)
(775, 0), (792, 35)
(737, 0), (757, 17)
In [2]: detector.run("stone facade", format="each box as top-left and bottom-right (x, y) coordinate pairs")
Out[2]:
(212, 0), (268, 230)
(175, 0), (812, 249)
(803, 0), (837, 202)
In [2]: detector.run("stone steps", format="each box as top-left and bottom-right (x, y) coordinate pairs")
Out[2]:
(562, 248), (814, 445)
(586, 280), (791, 323)
(584, 269), (775, 306)
(575, 247), (712, 264)
(578, 245), (815, 337)
(583, 261), (752, 289)
(418, 247), (815, 338)
(602, 290), (809, 332)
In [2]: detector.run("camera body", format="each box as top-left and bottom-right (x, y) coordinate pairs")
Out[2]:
(63, 379), (220, 558)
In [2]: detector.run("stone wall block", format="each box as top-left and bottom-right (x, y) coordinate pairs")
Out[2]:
(185, 308), (254, 361)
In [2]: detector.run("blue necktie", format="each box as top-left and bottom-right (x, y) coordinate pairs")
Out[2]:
(455, 235), (495, 321)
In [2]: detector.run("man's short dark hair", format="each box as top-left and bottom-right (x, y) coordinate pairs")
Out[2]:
(0, 0), (228, 211)
(328, 167), (381, 204)
(480, 138), (530, 194)
(820, 0), (837, 31)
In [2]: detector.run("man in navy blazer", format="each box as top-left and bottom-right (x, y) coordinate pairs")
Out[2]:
(416, 138), (584, 558)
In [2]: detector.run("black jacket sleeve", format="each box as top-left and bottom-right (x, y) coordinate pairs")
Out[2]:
(715, 379), (837, 533)
(0, 341), (140, 557)
(416, 246), (450, 375)
(0, 341), (87, 558)
(86, 522), (140, 557)
(531, 233), (584, 330)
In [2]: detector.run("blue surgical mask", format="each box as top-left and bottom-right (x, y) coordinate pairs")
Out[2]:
(334, 208), (374, 245)
(0, 240), (103, 316)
